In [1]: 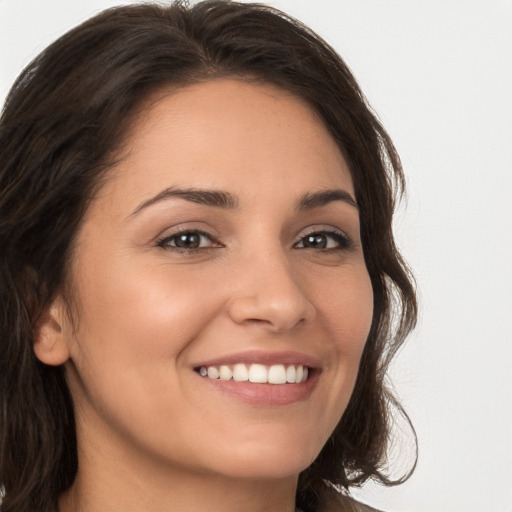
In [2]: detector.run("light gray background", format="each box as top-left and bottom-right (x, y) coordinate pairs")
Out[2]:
(1, 1), (511, 511)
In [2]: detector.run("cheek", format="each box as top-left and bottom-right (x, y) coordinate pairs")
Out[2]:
(72, 262), (218, 358)
(64, 259), (224, 416)
(64, 261), (224, 432)
(313, 266), (373, 407)
(317, 265), (373, 351)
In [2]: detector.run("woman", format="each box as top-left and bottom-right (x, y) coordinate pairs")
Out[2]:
(0, 2), (417, 511)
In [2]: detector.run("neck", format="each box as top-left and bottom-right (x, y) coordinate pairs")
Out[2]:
(60, 473), (299, 512)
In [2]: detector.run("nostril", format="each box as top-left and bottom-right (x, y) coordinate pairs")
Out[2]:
(226, 292), (314, 332)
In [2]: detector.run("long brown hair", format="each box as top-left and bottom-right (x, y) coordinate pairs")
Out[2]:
(0, 2), (417, 511)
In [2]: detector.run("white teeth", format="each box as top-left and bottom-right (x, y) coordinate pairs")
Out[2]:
(286, 365), (296, 383)
(233, 363), (249, 382)
(207, 366), (219, 379)
(268, 364), (287, 384)
(219, 365), (232, 381)
(296, 365), (304, 383)
(248, 364), (267, 383)
(199, 363), (310, 384)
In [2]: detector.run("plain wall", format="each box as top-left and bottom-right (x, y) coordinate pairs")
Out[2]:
(1, 1), (511, 511)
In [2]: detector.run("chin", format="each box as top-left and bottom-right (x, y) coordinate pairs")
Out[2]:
(202, 435), (323, 481)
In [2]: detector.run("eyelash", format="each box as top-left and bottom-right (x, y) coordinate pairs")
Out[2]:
(156, 228), (352, 253)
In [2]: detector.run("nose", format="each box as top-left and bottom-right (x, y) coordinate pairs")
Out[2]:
(226, 251), (316, 332)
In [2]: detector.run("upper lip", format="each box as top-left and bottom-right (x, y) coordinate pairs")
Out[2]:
(192, 350), (322, 370)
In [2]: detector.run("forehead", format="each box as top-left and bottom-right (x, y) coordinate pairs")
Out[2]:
(95, 79), (353, 213)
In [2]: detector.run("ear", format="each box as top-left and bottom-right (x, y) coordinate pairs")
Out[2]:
(33, 296), (71, 366)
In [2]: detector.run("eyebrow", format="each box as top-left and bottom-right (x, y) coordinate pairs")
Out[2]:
(129, 186), (357, 217)
(130, 187), (239, 216)
(297, 189), (358, 211)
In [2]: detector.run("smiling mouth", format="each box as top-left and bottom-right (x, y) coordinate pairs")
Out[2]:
(195, 363), (310, 384)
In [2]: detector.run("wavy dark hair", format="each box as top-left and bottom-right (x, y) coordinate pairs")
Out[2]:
(0, 2), (417, 511)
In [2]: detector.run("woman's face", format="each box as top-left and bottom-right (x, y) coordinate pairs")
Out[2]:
(54, 79), (373, 481)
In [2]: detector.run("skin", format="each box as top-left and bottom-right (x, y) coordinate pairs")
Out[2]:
(35, 79), (374, 512)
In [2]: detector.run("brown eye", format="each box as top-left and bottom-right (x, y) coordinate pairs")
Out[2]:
(174, 233), (202, 249)
(295, 231), (351, 250)
(157, 230), (218, 251)
(302, 234), (328, 249)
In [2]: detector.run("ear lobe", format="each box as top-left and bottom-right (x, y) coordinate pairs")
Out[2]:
(33, 297), (71, 366)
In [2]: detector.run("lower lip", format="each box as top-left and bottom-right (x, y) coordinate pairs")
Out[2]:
(196, 371), (319, 406)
